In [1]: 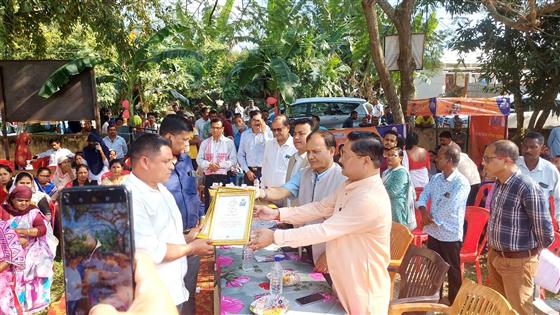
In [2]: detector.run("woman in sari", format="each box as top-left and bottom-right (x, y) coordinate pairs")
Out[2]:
(0, 220), (25, 314)
(101, 159), (128, 185)
(11, 172), (51, 222)
(53, 156), (76, 192)
(83, 133), (109, 182)
(0, 164), (13, 204)
(67, 164), (98, 187)
(0, 186), (55, 314)
(382, 147), (416, 230)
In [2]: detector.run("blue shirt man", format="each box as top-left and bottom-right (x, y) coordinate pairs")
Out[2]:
(165, 153), (204, 231)
(160, 114), (205, 315)
(417, 144), (470, 305)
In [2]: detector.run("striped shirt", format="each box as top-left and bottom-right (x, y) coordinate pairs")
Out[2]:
(488, 170), (554, 252)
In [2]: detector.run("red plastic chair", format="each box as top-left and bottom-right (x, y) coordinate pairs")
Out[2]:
(549, 196), (559, 232)
(460, 206), (490, 284)
(32, 157), (50, 170)
(412, 187), (430, 246)
(540, 231), (560, 298)
(473, 182), (494, 208)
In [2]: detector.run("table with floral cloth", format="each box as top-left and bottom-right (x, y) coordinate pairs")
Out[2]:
(216, 245), (346, 315)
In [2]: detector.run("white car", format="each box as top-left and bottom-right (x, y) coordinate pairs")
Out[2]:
(288, 97), (368, 129)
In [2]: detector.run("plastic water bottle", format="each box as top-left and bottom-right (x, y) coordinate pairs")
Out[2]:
(254, 178), (260, 189)
(269, 255), (284, 299)
(236, 166), (244, 186)
(242, 245), (254, 272)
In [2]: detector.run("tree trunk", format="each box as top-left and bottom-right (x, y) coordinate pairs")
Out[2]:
(513, 90), (524, 131)
(362, 0), (404, 124)
(529, 75), (560, 130)
(394, 1), (415, 116)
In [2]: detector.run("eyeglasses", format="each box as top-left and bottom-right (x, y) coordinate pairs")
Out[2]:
(271, 128), (284, 133)
(483, 156), (503, 163)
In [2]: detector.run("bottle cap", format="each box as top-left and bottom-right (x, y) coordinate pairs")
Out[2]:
(274, 254), (284, 262)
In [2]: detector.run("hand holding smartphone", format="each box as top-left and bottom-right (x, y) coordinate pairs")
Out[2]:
(60, 186), (135, 315)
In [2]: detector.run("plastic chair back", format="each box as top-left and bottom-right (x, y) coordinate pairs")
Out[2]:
(461, 206), (490, 256)
(397, 246), (450, 299)
(548, 232), (560, 256)
(390, 222), (413, 266)
(474, 182), (494, 208)
(450, 279), (518, 314)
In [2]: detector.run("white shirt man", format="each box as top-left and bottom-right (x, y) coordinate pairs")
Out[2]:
(238, 121), (273, 177)
(517, 156), (560, 218)
(458, 152), (481, 186)
(103, 126), (128, 159)
(363, 100), (384, 118)
(36, 141), (75, 167)
(196, 134), (237, 176)
(125, 172), (189, 305)
(261, 133), (297, 188)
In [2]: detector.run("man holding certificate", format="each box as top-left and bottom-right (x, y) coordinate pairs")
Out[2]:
(250, 132), (392, 314)
(255, 130), (346, 267)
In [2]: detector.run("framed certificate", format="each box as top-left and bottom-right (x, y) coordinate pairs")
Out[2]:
(197, 187), (256, 245)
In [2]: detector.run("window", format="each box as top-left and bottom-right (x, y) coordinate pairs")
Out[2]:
(290, 103), (309, 118)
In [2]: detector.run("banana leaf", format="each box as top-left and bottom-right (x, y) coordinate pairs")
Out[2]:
(270, 56), (299, 104)
(38, 56), (99, 99)
(141, 48), (202, 65)
(169, 89), (190, 107)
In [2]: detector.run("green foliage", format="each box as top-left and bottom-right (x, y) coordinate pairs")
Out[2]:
(38, 56), (100, 98)
(451, 12), (560, 129)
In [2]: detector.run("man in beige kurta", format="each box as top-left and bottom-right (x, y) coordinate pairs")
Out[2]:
(251, 132), (392, 314)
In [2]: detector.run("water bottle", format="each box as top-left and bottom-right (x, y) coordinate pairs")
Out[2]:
(242, 245), (254, 272)
(269, 255), (284, 299)
(236, 166), (244, 186)
(254, 178), (260, 189)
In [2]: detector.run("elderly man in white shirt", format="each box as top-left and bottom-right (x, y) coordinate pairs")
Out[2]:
(261, 115), (297, 189)
(35, 138), (75, 167)
(197, 118), (237, 210)
(518, 131), (560, 221)
(124, 133), (214, 312)
(238, 110), (272, 185)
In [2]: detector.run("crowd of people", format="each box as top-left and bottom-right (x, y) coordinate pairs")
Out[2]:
(0, 98), (557, 315)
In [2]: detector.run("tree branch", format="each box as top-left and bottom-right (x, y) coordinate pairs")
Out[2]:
(481, 0), (535, 32)
(376, 0), (397, 23)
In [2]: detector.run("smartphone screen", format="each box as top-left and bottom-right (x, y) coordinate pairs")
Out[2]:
(295, 292), (324, 306)
(60, 186), (135, 315)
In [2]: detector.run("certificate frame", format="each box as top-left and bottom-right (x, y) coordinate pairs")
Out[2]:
(197, 187), (256, 245)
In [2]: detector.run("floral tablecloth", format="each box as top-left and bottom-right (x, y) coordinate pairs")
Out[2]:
(217, 245), (345, 315)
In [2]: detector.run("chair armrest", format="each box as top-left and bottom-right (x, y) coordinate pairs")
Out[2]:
(387, 265), (399, 273)
(391, 293), (440, 305)
(533, 298), (557, 315)
(389, 302), (449, 315)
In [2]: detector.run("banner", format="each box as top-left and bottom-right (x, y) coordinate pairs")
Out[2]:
(407, 97), (510, 117)
(469, 116), (508, 166)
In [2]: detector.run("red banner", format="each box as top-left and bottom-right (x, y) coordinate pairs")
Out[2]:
(469, 116), (508, 166)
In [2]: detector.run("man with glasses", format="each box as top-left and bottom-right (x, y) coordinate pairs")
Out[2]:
(482, 140), (553, 315)
(250, 131), (392, 314)
(261, 115), (297, 189)
(196, 118), (237, 210)
(237, 110), (272, 185)
(417, 144), (470, 305)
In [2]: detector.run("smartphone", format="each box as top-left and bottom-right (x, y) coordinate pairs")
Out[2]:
(60, 186), (135, 315)
(295, 292), (324, 306)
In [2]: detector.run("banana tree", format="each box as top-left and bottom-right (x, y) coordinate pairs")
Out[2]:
(38, 23), (202, 125)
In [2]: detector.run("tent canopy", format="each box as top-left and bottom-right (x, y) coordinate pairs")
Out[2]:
(407, 97), (510, 116)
